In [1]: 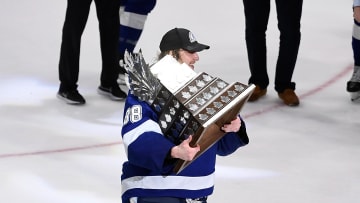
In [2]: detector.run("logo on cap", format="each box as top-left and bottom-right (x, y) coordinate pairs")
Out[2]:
(188, 31), (196, 43)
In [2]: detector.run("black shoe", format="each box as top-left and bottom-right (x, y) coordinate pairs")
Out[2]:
(347, 81), (360, 92)
(98, 85), (127, 101)
(57, 90), (86, 105)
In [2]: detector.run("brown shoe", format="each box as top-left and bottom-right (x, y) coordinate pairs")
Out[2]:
(248, 85), (267, 102)
(278, 89), (300, 106)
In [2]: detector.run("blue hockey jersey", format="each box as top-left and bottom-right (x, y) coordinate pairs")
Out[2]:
(121, 93), (249, 202)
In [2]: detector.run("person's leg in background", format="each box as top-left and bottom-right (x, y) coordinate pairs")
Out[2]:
(243, 0), (270, 101)
(347, 16), (360, 101)
(274, 0), (302, 106)
(94, 0), (127, 100)
(58, 0), (93, 105)
(117, 0), (156, 85)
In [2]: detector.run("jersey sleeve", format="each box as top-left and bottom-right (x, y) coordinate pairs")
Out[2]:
(121, 94), (175, 173)
(216, 116), (249, 156)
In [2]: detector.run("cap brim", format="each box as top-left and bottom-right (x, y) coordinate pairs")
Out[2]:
(184, 42), (210, 52)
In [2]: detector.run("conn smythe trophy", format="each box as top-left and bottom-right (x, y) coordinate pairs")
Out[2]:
(123, 51), (255, 174)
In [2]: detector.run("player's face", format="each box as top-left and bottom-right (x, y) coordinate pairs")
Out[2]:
(178, 49), (199, 70)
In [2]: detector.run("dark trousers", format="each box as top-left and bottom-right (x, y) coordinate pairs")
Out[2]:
(58, 0), (120, 92)
(353, 20), (360, 66)
(243, 0), (303, 93)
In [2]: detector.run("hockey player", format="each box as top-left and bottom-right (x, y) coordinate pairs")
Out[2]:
(118, 0), (157, 85)
(348, 0), (360, 102)
(120, 28), (250, 203)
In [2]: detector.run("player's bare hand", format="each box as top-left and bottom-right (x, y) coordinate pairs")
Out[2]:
(171, 135), (200, 161)
(221, 117), (241, 133)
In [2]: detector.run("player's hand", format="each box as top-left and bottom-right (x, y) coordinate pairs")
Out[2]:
(221, 116), (241, 133)
(170, 135), (200, 161)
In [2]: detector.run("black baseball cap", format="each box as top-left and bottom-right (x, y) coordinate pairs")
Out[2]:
(159, 28), (210, 52)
